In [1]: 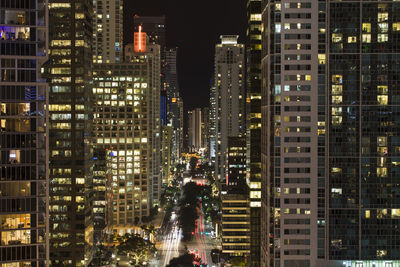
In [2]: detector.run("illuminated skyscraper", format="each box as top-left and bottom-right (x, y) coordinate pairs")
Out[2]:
(0, 1), (49, 266)
(246, 0), (262, 265)
(165, 48), (179, 98)
(161, 125), (173, 185)
(188, 108), (202, 152)
(261, 1), (400, 266)
(201, 107), (210, 156)
(93, 56), (155, 231)
(47, 1), (94, 265)
(213, 35), (245, 182)
(209, 79), (217, 162)
(93, 0), (123, 63)
(126, 38), (162, 208)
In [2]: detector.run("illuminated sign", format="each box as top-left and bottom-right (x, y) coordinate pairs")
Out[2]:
(134, 25), (146, 53)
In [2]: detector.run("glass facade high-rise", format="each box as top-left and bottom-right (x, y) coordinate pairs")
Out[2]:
(47, 1), (94, 266)
(161, 125), (172, 185)
(0, 1), (49, 266)
(188, 108), (202, 152)
(261, 1), (400, 266)
(246, 0), (262, 265)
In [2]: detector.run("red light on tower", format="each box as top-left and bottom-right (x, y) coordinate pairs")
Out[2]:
(134, 25), (146, 53)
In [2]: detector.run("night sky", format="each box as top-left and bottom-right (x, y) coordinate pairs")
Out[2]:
(124, 0), (247, 111)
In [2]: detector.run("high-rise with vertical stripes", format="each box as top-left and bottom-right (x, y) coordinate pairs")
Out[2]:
(246, 0), (262, 265)
(214, 35), (246, 183)
(0, 1), (49, 266)
(47, 1), (94, 265)
(261, 1), (400, 266)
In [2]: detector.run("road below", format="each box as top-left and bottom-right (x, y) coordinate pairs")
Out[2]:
(149, 211), (183, 267)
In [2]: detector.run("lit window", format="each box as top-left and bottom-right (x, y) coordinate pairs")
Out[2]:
(250, 182), (261, 189)
(393, 22), (400, 31)
(378, 13), (388, 22)
(331, 96), (342, 104)
(377, 167), (387, 177)
(378, 23), (388, 33)
(348, 36), (357, 43)
(250, 191), (262, 199)
(377, 95), (388, 105)
(377, 250), (387, 258)
(392, 209), (400, 219)
(250, 14), (262, 21)
(332, 75), (342, 84)
(377, 137), (387, 147)
(378, 34), (388, 43)
(331, 85), (342, 95)
(332, 116), (342, 125)
(365, 210), (370, 219)
(75, 40), (85, 46)
(332, 33), (342, 43)
(362, 34), (371, 43)
(9, 150), (20, 163)
(331, 188), (342, 194)
(377, 146), (388, 155)
(331, 107), (342, 115)
(362, 23), (371, 32)
(51, 40), (71, 46)
(275, 24), (281, 33)
(318, 54), (326, 64)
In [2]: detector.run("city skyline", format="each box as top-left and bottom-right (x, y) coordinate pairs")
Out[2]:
(124, 0), (247, 111)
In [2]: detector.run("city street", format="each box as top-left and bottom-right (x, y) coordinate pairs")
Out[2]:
(149, 211), (184, 267)
(184, 201), (219, 267)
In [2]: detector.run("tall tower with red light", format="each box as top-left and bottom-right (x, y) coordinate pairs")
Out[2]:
(134, 25), (147, 53)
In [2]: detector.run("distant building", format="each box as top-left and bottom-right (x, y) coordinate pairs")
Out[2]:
(170, 96), (184, 161)
(213, 35), (245, 182)
(209, 79), (217, 162)
(93, 0), (124, 63)
(133, 15), (166, 48)
(165, 48), (179, 97)
(188, 108), (202, 152)
(126, 40), (162, 207)
(201, 107), (210, 156)
(162, 125), (173, 185)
